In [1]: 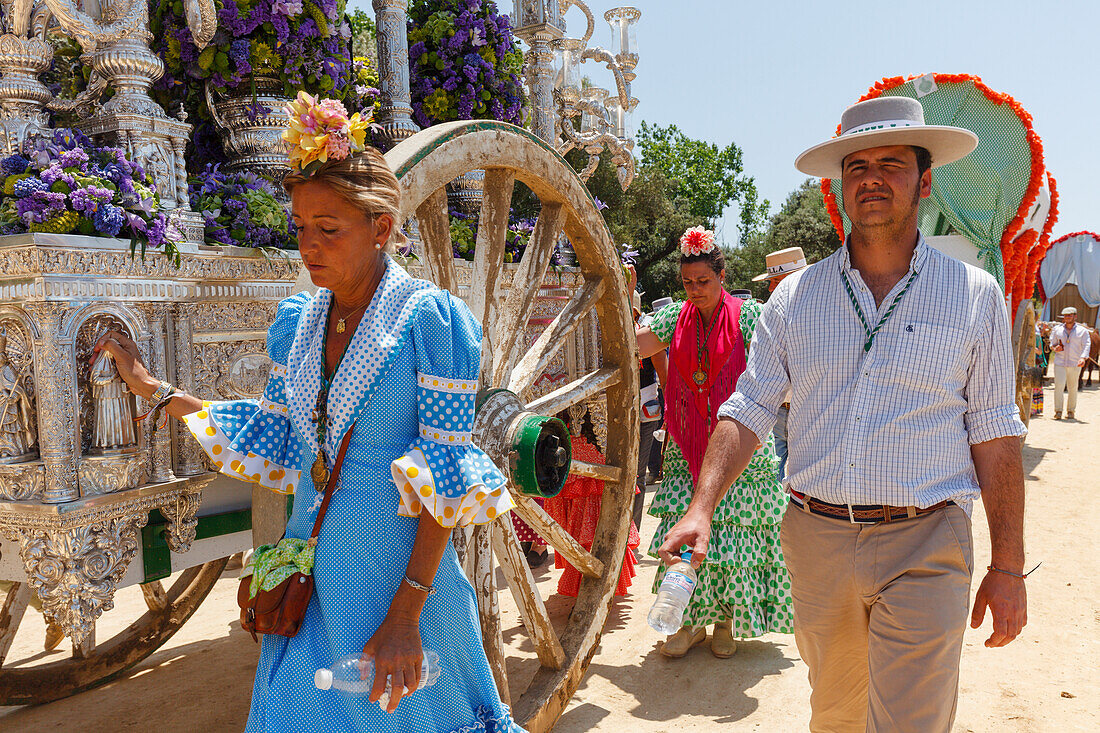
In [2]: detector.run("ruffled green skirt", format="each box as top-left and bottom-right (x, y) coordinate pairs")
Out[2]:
(648, 436), (794, 637)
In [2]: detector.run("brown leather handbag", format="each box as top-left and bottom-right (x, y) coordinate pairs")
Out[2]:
(238, 426), (354, 641)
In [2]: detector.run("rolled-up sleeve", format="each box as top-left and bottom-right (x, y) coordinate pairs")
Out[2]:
(717, 282), (792, 445)
(964, 284), (1027, 444)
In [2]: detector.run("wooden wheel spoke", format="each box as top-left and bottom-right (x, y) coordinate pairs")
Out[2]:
(471, 523), (510, 704)
(492, 520), (566, 670)
(510, 494), (603, 579)
(506, 278), (606, 394)
(469, 168), (516, 385)
(415, 188), (456, 293)
(140, 580), (169, 612)
(0, 582), (32, 665)
(490, 202), (567, 387)
(525, 367), (621, 419)
(568, 459), (622, 483)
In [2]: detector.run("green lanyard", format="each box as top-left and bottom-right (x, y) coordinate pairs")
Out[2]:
(841, 269), (918, 352)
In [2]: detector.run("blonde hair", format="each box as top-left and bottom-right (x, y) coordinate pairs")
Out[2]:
(283, 146), (408, 254)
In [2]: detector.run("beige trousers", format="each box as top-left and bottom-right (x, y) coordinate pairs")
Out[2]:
(780, 502), (973, 733)
(1053, 365), (1081, 413)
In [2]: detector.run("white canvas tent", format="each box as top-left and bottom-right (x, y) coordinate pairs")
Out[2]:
(1041, 232), (1100, 327)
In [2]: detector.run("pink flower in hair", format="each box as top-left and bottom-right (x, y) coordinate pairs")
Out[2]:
(679, 226), (716, 256)
(324, 132), (351, 161)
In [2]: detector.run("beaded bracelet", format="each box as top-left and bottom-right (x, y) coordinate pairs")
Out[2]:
(987, 561), (1041, 580)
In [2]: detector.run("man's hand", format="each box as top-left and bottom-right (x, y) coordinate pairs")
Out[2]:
(657, 508), (711, 569)
(970, 569), (1027, 647)
(1078, 358), (1086, 368)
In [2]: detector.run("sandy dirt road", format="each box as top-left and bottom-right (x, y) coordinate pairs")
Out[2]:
(2, 384), (1096, 732)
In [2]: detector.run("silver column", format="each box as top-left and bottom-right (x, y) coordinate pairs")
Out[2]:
(372, 0), (420, 147)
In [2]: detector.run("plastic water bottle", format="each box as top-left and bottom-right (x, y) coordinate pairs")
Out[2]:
(648, 550), (697, 634)
(315, 649), (441, 709)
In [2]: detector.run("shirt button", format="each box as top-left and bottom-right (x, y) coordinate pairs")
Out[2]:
(849, 463), (855, 467)
(855, 417), (861, 421)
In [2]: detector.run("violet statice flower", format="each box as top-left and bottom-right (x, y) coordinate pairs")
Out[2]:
(70, 186), (114, 213)
(593, 196), (609, 212)
(59, 148), (89, 170)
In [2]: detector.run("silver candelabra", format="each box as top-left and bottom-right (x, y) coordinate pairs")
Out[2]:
(512, 0), (639, 190)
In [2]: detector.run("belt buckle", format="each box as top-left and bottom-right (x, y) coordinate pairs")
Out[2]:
(847, 504), (878, 525)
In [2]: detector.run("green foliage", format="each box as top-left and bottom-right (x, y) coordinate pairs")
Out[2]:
(636, 121), (767, 242)
(576, 123), (766, 307)
(725, 179), (842, 300)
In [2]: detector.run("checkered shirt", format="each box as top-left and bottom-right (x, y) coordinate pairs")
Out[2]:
(719, 233), (1026, 515)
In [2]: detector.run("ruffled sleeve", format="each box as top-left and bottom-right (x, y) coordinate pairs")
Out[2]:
(391, 290), (512, 528)
(181, 293), (311, 494)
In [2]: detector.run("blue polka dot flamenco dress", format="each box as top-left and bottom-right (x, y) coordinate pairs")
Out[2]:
(184, 257), (525, 732)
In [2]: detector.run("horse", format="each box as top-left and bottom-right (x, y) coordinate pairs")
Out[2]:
(1079, 326), (1100, 388)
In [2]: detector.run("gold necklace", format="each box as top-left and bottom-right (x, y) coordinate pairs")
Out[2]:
(332, 298), (370, 334)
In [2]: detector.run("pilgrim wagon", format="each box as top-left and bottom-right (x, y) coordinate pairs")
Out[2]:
(0, 121), (639, 732)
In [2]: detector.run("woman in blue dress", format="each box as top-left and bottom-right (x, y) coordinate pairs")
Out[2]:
(91, 96), (525, 732)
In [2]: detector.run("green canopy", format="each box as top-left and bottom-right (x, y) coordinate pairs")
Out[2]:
(827, 75), (1042, 288)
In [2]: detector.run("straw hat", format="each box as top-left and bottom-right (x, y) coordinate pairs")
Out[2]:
(752, 246), (809, 282)
(795, 97), (978, 179)
(651, 297), (674, 312)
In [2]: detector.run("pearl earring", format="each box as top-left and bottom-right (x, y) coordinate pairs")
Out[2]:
(374, 242), (382, 250)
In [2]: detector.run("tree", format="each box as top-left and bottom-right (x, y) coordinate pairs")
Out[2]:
(636, 121), (767, 243)
(573, 123), (767, 306)
(726, 178), (842, 299)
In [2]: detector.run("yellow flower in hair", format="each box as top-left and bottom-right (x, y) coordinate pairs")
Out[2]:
(283, 91), (374, 173)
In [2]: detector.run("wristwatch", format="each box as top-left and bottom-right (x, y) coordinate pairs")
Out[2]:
(149, 381), (174, 404)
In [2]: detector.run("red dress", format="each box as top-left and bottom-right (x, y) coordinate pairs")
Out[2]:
(543, 436), (640, 597)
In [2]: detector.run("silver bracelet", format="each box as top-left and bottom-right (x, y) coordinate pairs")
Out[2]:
(403, 575), (435, 595)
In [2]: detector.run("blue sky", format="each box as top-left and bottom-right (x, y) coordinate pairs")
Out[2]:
(354, 0), (1098, 243)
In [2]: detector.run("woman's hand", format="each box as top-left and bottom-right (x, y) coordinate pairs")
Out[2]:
(361, 615), (423, 713)
(91, 330), (160, 400)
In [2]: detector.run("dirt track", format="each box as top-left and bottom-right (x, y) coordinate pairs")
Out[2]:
(2, 384), (1097, 732)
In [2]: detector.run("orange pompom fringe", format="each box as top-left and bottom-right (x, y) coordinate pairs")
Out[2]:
(822, 73), (1045, 297)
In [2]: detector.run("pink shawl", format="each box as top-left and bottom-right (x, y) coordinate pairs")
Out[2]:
(665, 292), (746, 483)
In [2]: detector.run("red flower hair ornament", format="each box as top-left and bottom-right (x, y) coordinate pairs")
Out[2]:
(680, 226), (716, 256)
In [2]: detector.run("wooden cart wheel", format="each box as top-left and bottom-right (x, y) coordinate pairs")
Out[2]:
(0, 557), (228, 705)
(1012, 300), (1038, 427)
(387, 120), (639, 731)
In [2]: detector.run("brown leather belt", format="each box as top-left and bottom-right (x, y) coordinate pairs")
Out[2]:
(790, 491), (953, 525)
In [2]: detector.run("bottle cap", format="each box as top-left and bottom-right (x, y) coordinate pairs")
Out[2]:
(314, 668), (333, 690)
(680, 549), (693, 563)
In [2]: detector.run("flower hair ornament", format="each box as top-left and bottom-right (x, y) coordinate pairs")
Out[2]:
(283, 92), (375, 175)
(680, 226), (716, 256)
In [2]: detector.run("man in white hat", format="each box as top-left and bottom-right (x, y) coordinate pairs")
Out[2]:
(753, 247), (811, 478)
(1049, 306), (1090, 419)
(659, 96), (1030, 732)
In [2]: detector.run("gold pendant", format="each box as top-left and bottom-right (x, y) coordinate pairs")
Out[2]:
(692, 369), (707, 386)
(336, 318), (346, 334)
(311, 454), (330, 490)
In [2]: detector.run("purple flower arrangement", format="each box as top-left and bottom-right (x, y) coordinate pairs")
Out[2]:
(447, 207), (539, 263)
(188, 165), (295, 249)
(150, 0), (356, 170)
(0, 129), (181, 259)
(407, 0), (526, 128)
(152, 0), (354, 101)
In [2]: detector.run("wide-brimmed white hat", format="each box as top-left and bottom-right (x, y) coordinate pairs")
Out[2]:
(795, 97), (978, 179)
(1061, 306), (1078, 316)
(752, 246), (809, 282)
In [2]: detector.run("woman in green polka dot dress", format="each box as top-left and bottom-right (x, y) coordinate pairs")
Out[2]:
(637, 226), (793, 659)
